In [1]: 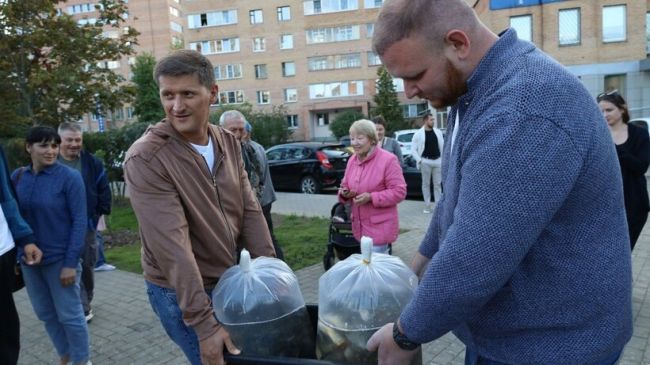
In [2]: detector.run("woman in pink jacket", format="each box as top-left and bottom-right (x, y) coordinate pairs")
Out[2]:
(338, 119), (407, 253)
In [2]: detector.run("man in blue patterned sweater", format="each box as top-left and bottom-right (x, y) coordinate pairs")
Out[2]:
(367, 0), (633, 364)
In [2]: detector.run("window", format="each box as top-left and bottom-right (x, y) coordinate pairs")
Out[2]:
(282, 61), (296, 77)
(401, 103), (428, 118)
(364, 0), (383, 8)
(219, 90), (245, 104)
(277, 6), (291, 21)
(126, 106), (134, 119)
(280, 34), (294, 49)
(253, 37), (266, 52)
(510, 15), (532, 42)
(103, 30), (119, 39)
(214, 64), (242, 80)
(78, 18), (97, 25)
(67, 3), (95, 14)
(306, 25), (360, 44)
(98, 60), (120, 69)
(602, 5), (626, 43)
(249, 9), (263, 24)
(169, 6), (180, 17)
(391, 78), (404, 92)
(254, 64), (268, 79)
(604, 74), (626, 97)
(284, 88), (298, 102)
(112, 108), (125, 121)
(367, 51), (381, 66)
(309, 81), (364, 99)
(646, 13), (650, 54)
(304, 0), (359, 15)
(316, 113), (329, 126)
(287, 115), (299, 129)
(189, 38), (240, 55)
(558, 8), (580, 45)
(170, 21), (183, 33)
(188, 10), (237, 29)
(308, 53), (361, 71)
(257, 91), (271, 104)
(366, 23), (374, 38)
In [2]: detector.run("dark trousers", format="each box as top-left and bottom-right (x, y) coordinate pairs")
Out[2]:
(629, 211), (648, 250)
(0, 247), (20, 365)
(262, 203), (284, 260)
(80, 230), (98, 313)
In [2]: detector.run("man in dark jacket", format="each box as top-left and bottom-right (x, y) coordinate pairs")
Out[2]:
(58, 123), (112, 322)
(0, 145), (40, 364)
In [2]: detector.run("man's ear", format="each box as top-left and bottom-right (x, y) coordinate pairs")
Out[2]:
(444, 29), (471, 60)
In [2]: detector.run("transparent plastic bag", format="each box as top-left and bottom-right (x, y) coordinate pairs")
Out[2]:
(212, 249), (315, 357)
(317, 236), (420, 364)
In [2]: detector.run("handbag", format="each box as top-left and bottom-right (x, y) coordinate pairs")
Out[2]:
(13, 262), (24, 292)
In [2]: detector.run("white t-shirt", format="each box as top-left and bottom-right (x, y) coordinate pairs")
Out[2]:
(191, 137), (215, 174)
(0, 207), (15, 256)
(451, 111), (460, 152)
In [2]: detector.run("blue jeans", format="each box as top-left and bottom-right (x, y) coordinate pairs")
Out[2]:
(146, 281), (204, 365)
(464, 347), (622, 365)
(22, 260), (89, 363)
(95, 231), (106, 267)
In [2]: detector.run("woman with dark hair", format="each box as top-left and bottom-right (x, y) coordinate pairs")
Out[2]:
(598, 91), (650, 250)
(12, 126), (90, 365)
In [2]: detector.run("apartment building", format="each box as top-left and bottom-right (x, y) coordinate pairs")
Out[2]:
(473, 0), (650, 118)
(58, 0), (185, 131)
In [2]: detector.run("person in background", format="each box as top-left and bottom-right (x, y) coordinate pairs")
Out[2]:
(598, 90), (650, 250)
(411, 112), (444, 213)
(14, 126), (89, 365)
(366, 0), (632, 364)
(58, 122), (112, 322)
(0, 144), (39, 365)
(245, 120), (284, 260)
(372, 116), (403, 166)
(124, 50), (275, 365)
(338, 119), (406, 254)
(93, 215), (114, 271)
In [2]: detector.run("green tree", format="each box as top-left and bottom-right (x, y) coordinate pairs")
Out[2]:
(329, 110), (366, 139)
(373, 66), (407, 133)
(131, 53), (164, 123)
(0, 0), (139, 137)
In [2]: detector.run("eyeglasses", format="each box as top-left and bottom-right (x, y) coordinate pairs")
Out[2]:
(597, 89), (620, 101)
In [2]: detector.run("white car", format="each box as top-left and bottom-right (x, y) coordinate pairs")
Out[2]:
(393, 129), (419, 154)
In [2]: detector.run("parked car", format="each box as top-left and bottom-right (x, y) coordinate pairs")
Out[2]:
(266, 142), (350, 194)
(402, 154), (425, 197)
(630, 118), (650, 138)
(393, 129), (419, 155)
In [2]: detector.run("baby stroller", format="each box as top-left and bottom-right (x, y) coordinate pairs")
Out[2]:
(323, 202), (360, 271)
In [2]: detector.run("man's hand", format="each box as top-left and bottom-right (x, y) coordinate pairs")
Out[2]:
(410, 252), (431, 279)
(199, 325), (240, 365)
(60, 267), (76, 287)
(353, 192), (372, 206)
(367, 323), (419, 365)
(23, 243), (42, 265)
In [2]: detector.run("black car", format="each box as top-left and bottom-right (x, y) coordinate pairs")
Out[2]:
(402, 154), (423, 197)
(266, 142), (350, 194)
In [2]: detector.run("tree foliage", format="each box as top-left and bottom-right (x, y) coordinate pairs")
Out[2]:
(0, 0), (139, 137)
(329, 110), (366, 139)
(210, 103), (290, 148)
(372, 66), (408, 134)
(131, 53), (164, 123)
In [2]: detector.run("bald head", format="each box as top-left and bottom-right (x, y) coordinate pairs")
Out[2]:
(373, 0), (479, 56)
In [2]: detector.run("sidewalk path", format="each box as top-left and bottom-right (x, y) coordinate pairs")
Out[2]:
(16, 192), (650, 364)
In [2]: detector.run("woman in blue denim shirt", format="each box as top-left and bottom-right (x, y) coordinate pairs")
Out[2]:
(13, 126), (89, 365)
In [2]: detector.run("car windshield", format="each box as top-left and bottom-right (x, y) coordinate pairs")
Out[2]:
(396, 133), (415, 142)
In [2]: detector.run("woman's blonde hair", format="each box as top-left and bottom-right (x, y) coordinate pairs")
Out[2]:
(349, 119), (378, 144)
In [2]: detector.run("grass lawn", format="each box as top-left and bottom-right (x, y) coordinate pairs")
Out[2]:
(104, 200), (330, 274)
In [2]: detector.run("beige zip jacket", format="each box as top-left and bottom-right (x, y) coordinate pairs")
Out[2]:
(124, 121), (274, 341)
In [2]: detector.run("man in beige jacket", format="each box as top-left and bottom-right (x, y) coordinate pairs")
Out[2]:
(124, 50), (275, 365)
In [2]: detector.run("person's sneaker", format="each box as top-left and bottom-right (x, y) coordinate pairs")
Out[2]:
(94, 263), (116, 272)
(423, 208), (432, 214)
(85, 309), (94, 323)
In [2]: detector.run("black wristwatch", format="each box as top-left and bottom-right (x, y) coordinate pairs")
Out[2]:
(392, 322), (420, 351)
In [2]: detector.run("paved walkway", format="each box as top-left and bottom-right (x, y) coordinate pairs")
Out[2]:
(15, 192), (650, 364)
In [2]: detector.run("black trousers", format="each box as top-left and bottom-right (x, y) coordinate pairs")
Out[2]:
(0, 247), (20, 365)
(262, 203), (284, 260)
(628, 210), (648, 250)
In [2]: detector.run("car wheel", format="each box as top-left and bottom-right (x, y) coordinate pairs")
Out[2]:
(300, 175), (320, 194)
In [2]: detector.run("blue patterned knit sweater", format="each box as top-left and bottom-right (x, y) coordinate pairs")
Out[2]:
(399, 29), (633, 364)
